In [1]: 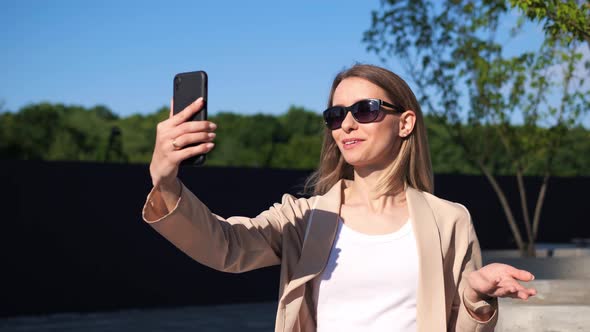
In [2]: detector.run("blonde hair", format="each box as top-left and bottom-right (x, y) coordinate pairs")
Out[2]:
(305, 64), (433, 196)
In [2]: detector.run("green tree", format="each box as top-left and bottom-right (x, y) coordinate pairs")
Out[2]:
(116, 107), (167, 163)
(364, 0), (590, 255)
(271, 135), (323, 169)
(427, 114), (480, 174)
(0, 111), (23, 159)
(11, 103), (64, 159)
(2, 100), (588, 176)
(271, 106), (324, 169)
(206, 112), (284, 167)
(47, 104), (115, 161)
(279, 106), (324, 138)
(100, 126), (128, 162)
(510, 0), (590, 46)
(0, 102), (126, 162)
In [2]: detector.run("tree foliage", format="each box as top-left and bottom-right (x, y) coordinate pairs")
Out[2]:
(1, 102), (588, 176)
(364, 0), (590, 255)
(0, 103), (327, 170)
(509, 0), (590, 46)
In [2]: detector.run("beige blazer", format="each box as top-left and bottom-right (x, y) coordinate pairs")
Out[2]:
(142, 179), (498, 331)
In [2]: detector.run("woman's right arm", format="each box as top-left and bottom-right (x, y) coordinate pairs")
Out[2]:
(149, 97), (216, 209)
(143, 180), (310, 273)
(143, 98), (311, 273)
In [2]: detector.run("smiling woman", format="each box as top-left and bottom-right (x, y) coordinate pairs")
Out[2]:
(308, 66), (433, 199)
(142, 64), (537, 332)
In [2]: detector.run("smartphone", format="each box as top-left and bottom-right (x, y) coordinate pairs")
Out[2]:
(173, 70), (208, 166)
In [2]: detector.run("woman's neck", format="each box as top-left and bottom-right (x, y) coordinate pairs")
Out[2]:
(346, 167), (406, 214)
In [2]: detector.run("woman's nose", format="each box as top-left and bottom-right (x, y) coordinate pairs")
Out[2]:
(340, 111), (358, 132)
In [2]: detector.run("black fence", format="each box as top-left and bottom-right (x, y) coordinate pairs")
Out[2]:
(1, 160), (588, 317)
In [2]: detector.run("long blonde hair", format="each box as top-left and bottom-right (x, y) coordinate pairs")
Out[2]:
(305, 64), (433, 196)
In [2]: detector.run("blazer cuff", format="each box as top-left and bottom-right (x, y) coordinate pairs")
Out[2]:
(142, 181), (185, 223)
(462, 293), (498, 331)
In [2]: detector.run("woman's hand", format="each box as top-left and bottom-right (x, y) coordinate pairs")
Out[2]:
(149, 97), (216, 191)
(466, 262), (537, 301)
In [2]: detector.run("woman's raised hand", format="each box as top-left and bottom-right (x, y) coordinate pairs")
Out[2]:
(149, 97), (216, 190)
(467, 262), (537, 301)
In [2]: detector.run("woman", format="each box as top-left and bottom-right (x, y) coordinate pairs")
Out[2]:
(143, 64), (536, 331)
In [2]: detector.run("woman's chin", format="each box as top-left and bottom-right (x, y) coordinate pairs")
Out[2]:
(343, 158), (371, 169)
(344, 156), (393, 172)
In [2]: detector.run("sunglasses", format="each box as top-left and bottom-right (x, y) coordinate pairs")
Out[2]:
(323, 98), (404, 130)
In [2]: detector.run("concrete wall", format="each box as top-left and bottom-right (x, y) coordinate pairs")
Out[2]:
(483, 254), (590, 280)
(484, 251), (590, 331)
(496, 280), (590, 332)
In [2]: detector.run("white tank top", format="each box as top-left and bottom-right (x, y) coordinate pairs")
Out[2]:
(311, 218), (418, 332)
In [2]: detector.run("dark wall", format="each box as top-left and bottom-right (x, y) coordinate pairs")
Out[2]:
(1, 160), (588, 317)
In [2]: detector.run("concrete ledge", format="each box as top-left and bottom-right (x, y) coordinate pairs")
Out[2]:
(553, 248), (590, 257)
(484, 248), (590, 258)
(503, 280), (590, 305)
(496, 302), (590, 332)
(496, 280), (590, 332)
(482, 255), (590, 279)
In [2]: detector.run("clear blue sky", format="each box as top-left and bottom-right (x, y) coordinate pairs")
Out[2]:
(1, 0), (394, 116)
(1, 0), (583, 122)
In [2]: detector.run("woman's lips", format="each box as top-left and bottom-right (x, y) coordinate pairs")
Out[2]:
(342, 139), (364, 150)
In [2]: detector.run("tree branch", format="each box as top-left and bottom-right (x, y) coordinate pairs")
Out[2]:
(478, 160), (526, 253)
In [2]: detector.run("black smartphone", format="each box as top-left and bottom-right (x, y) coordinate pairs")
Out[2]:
(173, 70), (208, 166)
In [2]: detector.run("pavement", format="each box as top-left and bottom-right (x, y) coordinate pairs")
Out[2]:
(2, 288), (589, 332)
(0, 302), (277, 332)
(3, 253), (588, 332)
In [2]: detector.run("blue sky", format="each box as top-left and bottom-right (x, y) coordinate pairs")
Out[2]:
(1, 0), (393, 116)
(1, 0), (584, 122)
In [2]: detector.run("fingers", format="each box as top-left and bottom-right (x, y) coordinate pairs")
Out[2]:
(467, 270), (501, 296)
(158, 98), (213, 140)
(171, 120), (217, 139)
(489, 282), (519, 298)
(171, 132), (216, 150)
(528, 287), (537, 296)
(509, 267), (535, 282)
(498, 287), (536, 300)
(170, 97), (204, 126)
(173, 142), (215, 163)
(516, 288), (536, 300)
(150, 97), (211, 188)
(494, 278), (537, 300)
(511, 283), (537, 300)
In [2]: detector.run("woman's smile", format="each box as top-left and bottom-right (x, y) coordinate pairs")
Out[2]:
(342, 138), (365, 150)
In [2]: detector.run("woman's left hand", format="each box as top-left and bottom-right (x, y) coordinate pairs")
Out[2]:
(467, 263), (537, 301)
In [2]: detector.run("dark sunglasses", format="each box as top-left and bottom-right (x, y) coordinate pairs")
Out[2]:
(323, 98), (404, 130)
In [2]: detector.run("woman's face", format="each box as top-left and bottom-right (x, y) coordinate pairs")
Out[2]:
(330, 77), (403, 170)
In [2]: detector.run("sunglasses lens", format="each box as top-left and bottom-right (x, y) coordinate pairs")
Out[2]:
(324, 107), (346, 130)
(352, 99), (380, 123)
(324, 100), (384, 129)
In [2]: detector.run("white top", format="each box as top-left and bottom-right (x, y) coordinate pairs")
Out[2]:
(311, 218), (419, 332)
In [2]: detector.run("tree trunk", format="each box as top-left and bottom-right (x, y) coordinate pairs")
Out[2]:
(477, 161), (526, 254)
(533, 173), (551, 241)
(516, 170), (534, 245)
(527, 241), (536, 257)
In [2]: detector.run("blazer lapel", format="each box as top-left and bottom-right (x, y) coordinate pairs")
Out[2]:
(281, 180), (342, 298)
(406, 187), (447, 332)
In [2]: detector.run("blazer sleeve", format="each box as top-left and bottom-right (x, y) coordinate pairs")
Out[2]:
(450, 206), (499, 332)
(141, 180), (311, 273)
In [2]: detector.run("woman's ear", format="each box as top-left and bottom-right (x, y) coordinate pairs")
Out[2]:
(398, 110), (416, 137)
